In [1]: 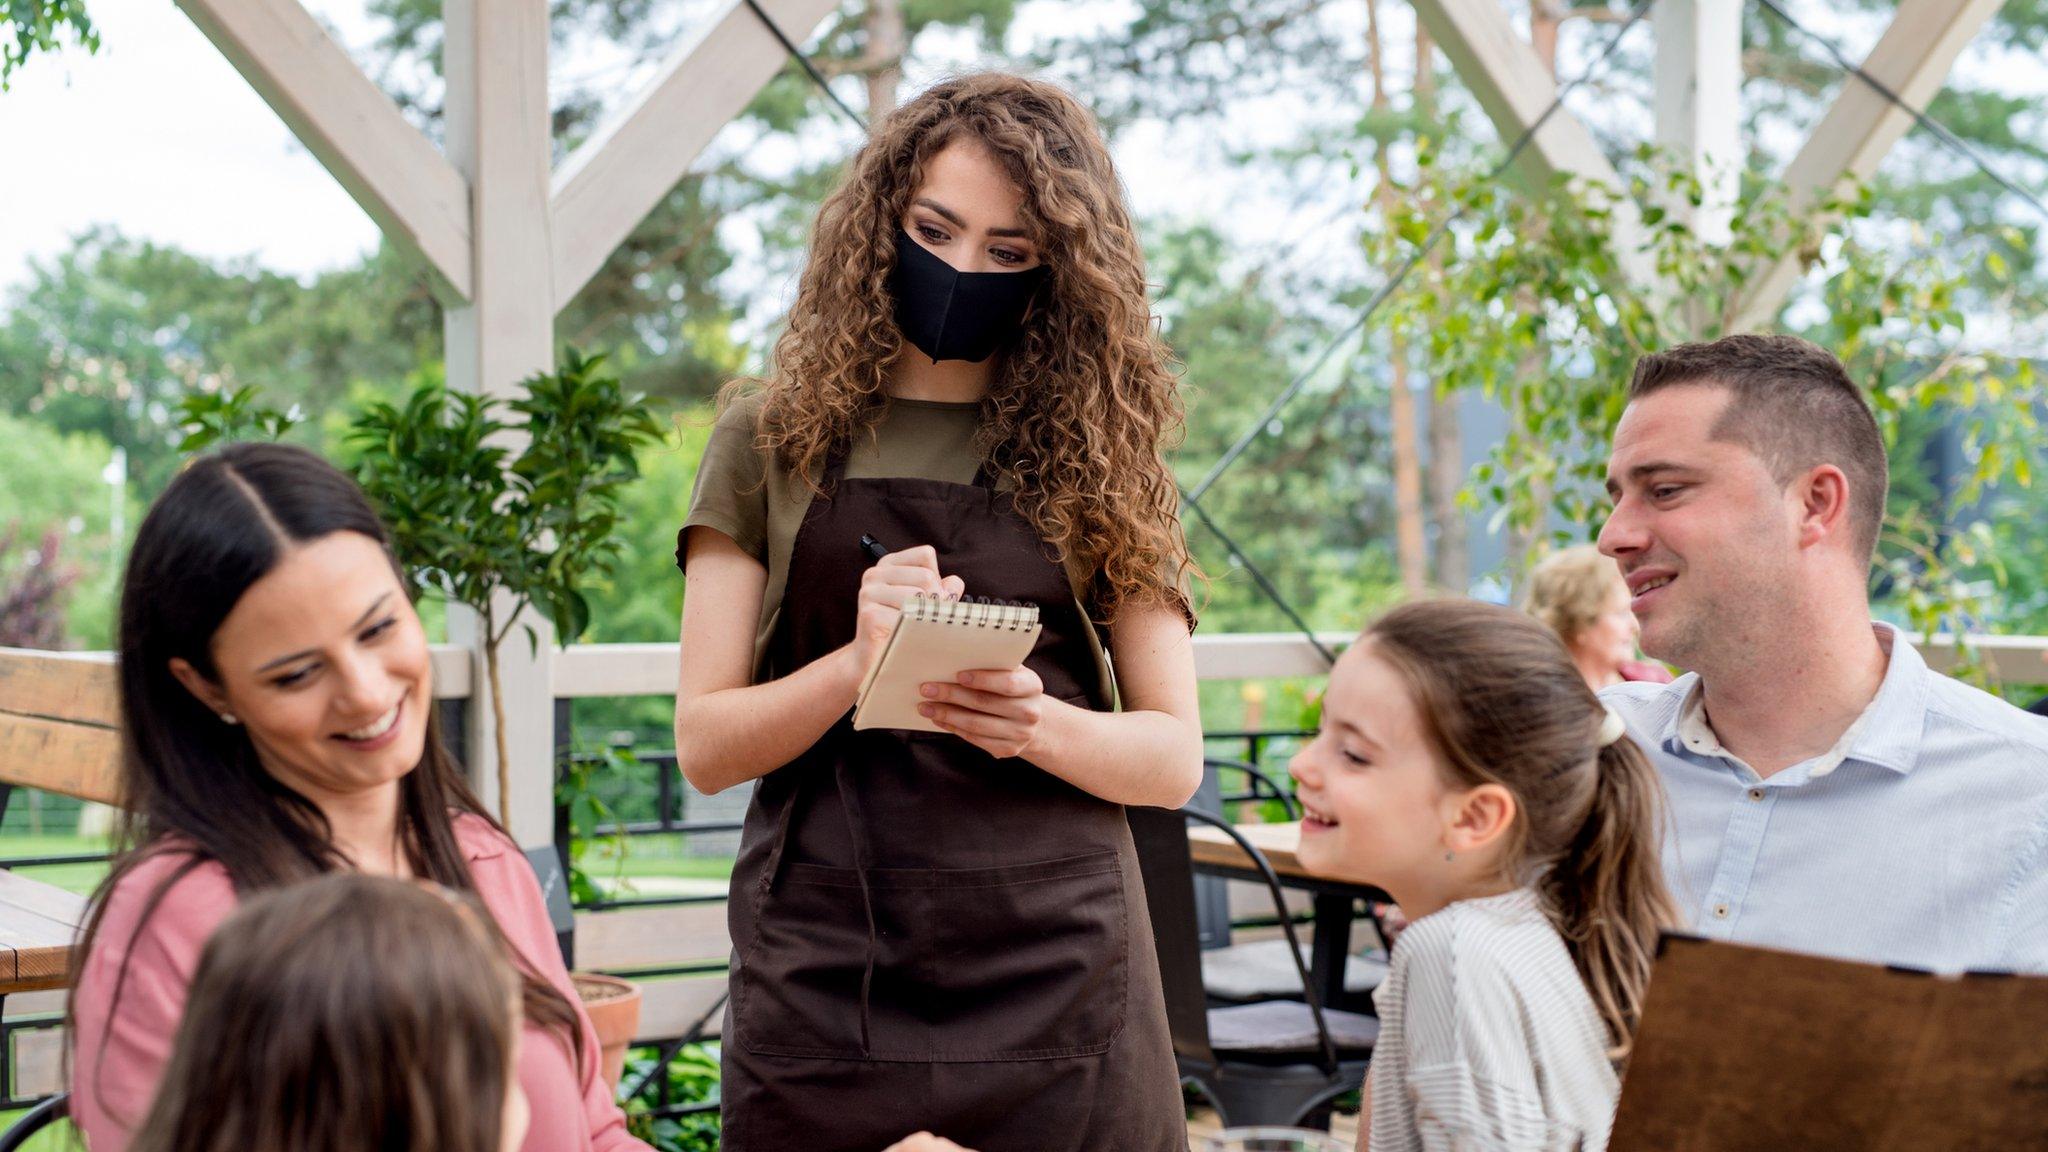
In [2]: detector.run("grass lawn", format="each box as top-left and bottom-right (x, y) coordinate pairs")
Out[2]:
(0, 831), (739, 896)
(0, 1107), (71, 1149)
(0, 833), (112, 895)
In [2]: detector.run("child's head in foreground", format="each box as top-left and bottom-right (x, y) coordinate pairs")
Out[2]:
(131, 872), (531, 1152)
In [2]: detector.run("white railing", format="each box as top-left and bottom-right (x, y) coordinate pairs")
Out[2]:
(45, 630), (2048, 704)
(510, 632), (2048, 700)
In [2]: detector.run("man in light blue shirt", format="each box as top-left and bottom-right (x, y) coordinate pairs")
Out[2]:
(1596, 334), (2048, 974)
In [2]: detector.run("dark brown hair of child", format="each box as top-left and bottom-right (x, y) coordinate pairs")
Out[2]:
(129, 873), (521, 1152)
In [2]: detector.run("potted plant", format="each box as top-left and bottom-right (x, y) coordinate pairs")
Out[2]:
(182, 352), (666, 1085)
(347, 350), (662, 1081)
(348, 349), (664, 827)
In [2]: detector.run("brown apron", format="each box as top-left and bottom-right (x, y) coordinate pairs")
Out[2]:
(720, 457), (1186, 1152)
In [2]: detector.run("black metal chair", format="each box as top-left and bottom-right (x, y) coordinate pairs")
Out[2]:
(1195, 760), (1389, 1010)
(1131, 805), (1375, 1129)
(0, 1093), (68, 1152)
(1205, 756), (1300, 821)
(1192, 756), (1300, 951)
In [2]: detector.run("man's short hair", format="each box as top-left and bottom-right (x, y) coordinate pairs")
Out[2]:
(1628, 334), (1888, 565)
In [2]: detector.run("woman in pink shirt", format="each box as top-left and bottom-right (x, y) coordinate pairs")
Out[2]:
(70, 442), (646, 1152)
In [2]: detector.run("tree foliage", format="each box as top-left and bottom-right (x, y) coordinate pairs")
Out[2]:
(1, 0), (97, 88)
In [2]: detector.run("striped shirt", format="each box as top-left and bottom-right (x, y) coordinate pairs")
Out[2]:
(1601, 622), (2048, 973)
(1367, 889), (1617, 1152)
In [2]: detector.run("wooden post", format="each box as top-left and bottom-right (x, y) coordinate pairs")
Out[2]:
(442, 0), (559, 846)
(1410, 0), (1656, 288)
(1730, 0), (2001, 329)
(1653, 0), (1741, 247)
(174, 0), (473, 303)
(168, 0), (847, 851)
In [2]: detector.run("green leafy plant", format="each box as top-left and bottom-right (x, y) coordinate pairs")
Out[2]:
(621, 1042), (721, 1151)
(1368, 148), (2042, 681)
(174, 385), (302, 452)
(2, 0), (99, 88)
(348, 348), (666, 822)
(555, 739), (637, 905)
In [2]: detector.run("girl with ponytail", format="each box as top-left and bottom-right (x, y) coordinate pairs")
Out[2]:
(1288, 599), (1677, 1152)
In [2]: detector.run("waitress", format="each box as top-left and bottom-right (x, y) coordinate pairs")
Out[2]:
(674, 73), (1201, 1152)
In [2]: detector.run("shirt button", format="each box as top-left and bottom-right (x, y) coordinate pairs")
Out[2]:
(1747, 788), (1765, 802)
(1712, 903), (1731, 919)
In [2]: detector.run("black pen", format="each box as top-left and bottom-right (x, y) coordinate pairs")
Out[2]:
(859, 534), (890, 564)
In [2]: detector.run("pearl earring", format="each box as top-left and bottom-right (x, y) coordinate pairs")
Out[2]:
(220, 712), (239, 726)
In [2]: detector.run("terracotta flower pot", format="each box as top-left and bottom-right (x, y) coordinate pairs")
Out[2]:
(573, 972), (643, 1093)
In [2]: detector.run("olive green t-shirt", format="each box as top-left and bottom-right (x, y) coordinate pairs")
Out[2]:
(676, 393), (1149, 700)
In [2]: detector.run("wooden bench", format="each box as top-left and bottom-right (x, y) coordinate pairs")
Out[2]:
(0, 647), (118, 993)
(0, 646), (728, 1052)
(0, 648), (118, 1109)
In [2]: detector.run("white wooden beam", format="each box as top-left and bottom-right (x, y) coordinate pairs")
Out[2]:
(175, 0), (472, 303)
(1410, 0), (1656, 286)
(1653, 0), (1741, 246)
(1731, 0), (2002, 330)
(550, 0), (844, 308)
(442, 0), (558, 847)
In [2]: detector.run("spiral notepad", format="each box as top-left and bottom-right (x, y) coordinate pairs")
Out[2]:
(852, 594), (1043, 733)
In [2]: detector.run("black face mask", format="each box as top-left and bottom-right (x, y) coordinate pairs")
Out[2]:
(889, 229), (1049, 364)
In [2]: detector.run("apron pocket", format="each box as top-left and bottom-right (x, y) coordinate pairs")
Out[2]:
(733, 850), (1130, 1063)
(908, 848), (1128, 1062)
(734, 862), (928, 1060)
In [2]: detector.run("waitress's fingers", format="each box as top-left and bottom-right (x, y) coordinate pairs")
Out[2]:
(879, 544), (942, 574)
(954, 666), (1043, 699)
(939, 574), (966, 598)
(859, 580), (942, 611)
(862, 562), (945, 594)
(882, 1136), (968, 1152)
(918, 701), (1028, 748)
(919, 681), (1044, 722)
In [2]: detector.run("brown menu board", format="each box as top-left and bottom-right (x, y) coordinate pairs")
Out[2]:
(1610, 934), (2048, 1152)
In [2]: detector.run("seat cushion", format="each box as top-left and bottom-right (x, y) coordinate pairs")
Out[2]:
(1208, 999), (1380, 1054)
(1203, 938), (1390, 1001)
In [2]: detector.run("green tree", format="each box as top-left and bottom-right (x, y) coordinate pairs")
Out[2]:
(0, 412), (134, 646)
(1371, 151), (2043, 675)
(0, 230), (436, 495)
(2, 0), (97, 87)
(1152, 220), (1402, 633)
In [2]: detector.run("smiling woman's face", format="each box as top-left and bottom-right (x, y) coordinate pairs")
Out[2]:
(170, 532), (433, 807)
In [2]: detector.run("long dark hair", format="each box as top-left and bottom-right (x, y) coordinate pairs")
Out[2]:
(130, 874), (520, 1152)
(76, 442), (580, 1117)
(1364, 599), (1678, 1061)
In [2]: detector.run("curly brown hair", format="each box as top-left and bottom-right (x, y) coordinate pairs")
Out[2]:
(741, 71), (1194, 622)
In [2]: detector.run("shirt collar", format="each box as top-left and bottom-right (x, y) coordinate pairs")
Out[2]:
(1662, 621), (1928, 779)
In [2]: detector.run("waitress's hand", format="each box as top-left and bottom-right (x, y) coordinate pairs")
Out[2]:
(918, 665), (1049, 759)
(855, 545), (965, 676)
(882, 1135), (973, 1152)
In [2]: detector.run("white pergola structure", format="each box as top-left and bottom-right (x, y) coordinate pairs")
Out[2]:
(176, 0), (840, 844)
(167, 0), (2001, 849)
(1413, 0), (2003, 320)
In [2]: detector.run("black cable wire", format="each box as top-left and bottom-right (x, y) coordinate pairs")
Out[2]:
(1179, 487), (1340, 665)
(1753, 0), (2048, 225)
(1174, 0), (1656, 662)
(1182, 0), (1657, 508)
(743, 0), (869, 132)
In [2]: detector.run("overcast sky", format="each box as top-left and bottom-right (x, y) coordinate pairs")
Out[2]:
(0, 0), (1354, 298)
(1, 0), (2038, 338)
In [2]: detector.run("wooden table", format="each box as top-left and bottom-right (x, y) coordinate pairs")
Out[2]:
(1187, 819), (1388, 1010)
(0, 870), (86, 996)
